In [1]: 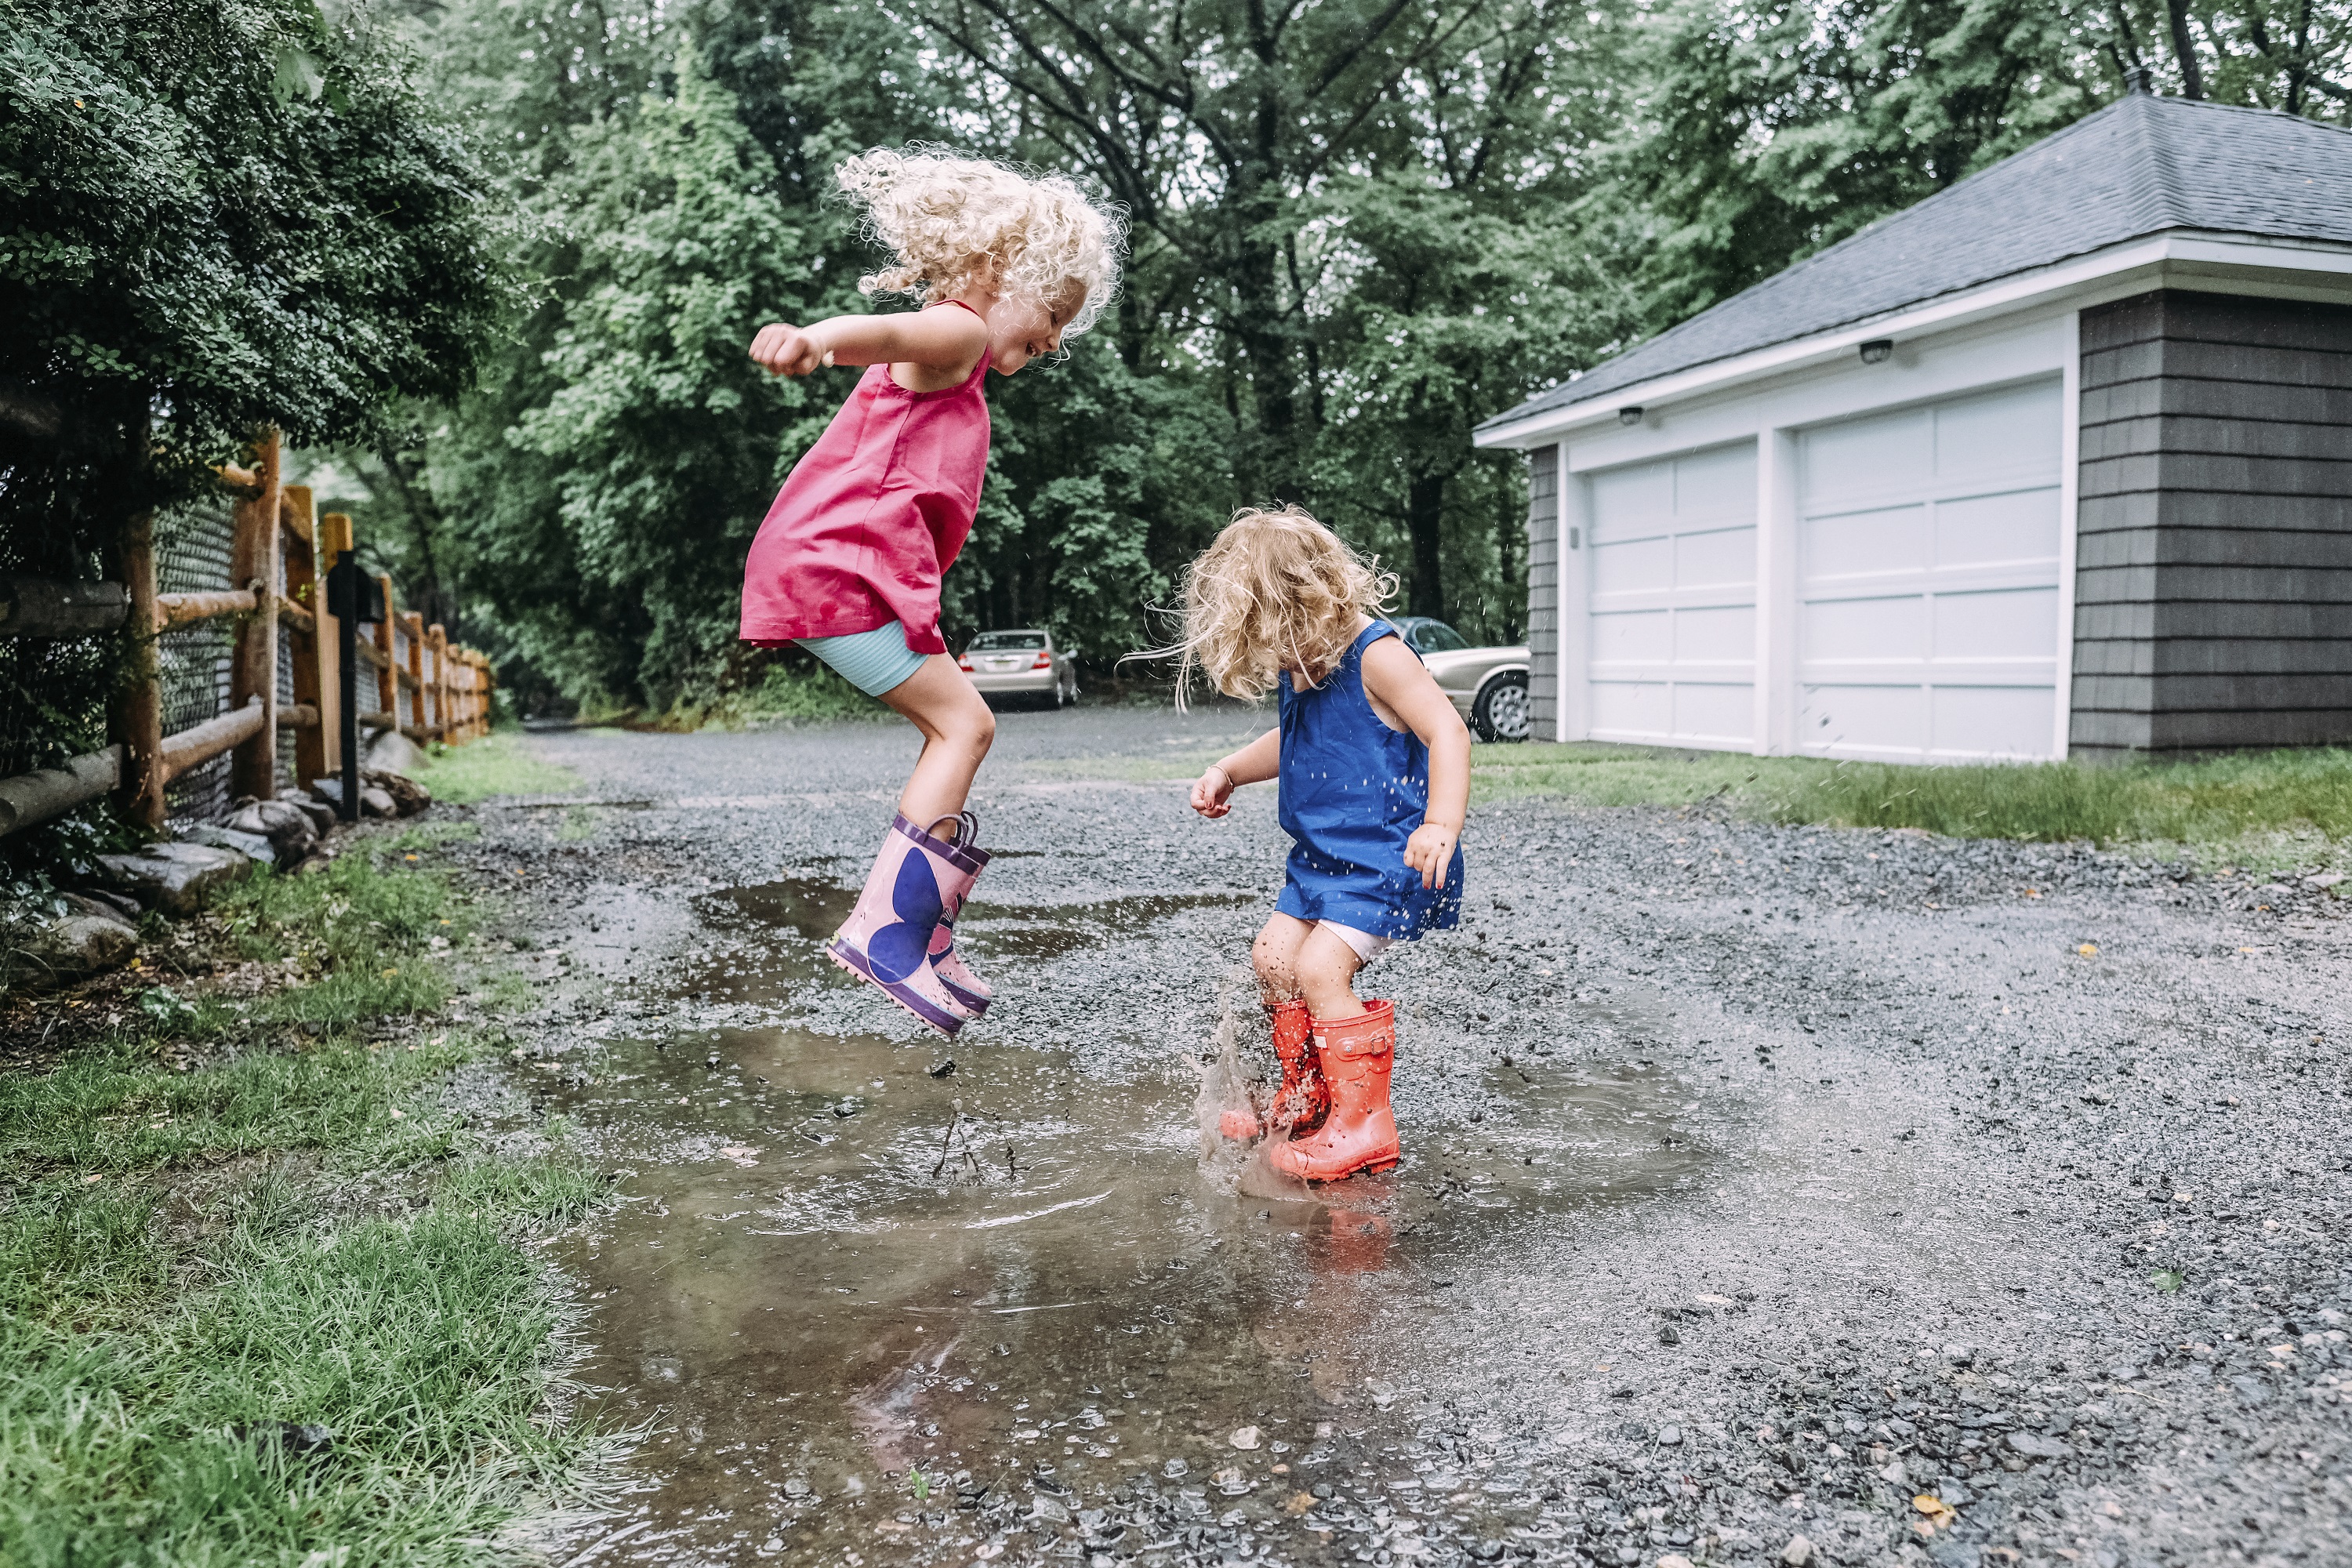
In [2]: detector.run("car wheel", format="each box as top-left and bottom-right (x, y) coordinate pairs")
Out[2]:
(1472, 669), (1531, 742)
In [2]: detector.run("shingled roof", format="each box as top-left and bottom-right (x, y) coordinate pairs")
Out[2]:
(1480, 93), (2352, 434)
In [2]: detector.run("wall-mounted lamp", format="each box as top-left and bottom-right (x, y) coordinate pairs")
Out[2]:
(1617, 406), (1644, 426)
(1858, 339), (1894, 365)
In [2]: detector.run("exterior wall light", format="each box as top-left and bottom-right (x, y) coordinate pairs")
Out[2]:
(1859, 339), (1894, 365)
(1617, 406), (1644, 426)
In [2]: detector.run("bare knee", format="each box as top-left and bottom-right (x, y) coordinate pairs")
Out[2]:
(1252, 926), (1299, 1000)
(1294, 932), (1362, 1017)
(952, 697), (996, 758)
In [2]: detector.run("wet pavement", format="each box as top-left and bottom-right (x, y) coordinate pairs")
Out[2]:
(444, 707), (2351, 1568)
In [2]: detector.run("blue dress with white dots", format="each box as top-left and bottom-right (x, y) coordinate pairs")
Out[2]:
(1273, 620), (1465, 940)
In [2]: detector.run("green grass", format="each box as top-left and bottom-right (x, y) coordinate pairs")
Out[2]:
(412, 734), (583, 804)
(1474, 742), (2352, 869)
(0, 838), (612, 1564)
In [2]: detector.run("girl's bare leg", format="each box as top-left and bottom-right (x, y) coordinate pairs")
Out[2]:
(1252, 913), (1314, 1002)
(878, 655), (997, 829)
(1293, 925), (1368, 1023)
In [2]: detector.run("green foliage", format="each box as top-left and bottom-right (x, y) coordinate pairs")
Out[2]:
(410, 733), (583, 804)
(1475, 743), (2352, 869)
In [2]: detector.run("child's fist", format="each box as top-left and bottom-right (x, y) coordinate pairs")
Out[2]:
(1403, 820), (1460, 889)
(749, 322), (833, 376)
(1191, 764), (1235, 819)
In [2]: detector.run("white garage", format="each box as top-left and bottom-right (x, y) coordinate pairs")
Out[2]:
(1479, 91), (2352, 764)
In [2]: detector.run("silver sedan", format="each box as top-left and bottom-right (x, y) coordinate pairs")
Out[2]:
(959, 629), (1080, 709)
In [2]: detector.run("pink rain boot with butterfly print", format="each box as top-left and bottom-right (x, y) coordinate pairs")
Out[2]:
(924, 811), (993, 1017)
(827, 814), (982, 1036)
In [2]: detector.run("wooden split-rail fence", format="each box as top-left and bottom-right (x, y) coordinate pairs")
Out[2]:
(0, 432), (493, 837)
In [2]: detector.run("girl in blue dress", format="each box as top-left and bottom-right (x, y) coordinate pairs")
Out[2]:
(1178, 506), (1469, 1181)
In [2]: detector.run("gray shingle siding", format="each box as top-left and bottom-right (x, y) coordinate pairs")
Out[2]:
(1524, 446), (1559, 743)
(2071, 289), (2352, 759)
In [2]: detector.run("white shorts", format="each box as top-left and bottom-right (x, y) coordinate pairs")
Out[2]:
(1318, 920), (1392, 964)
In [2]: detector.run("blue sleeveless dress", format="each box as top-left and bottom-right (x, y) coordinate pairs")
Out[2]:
(1274, 621), (1465, 940)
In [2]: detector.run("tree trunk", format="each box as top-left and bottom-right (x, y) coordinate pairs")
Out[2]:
(1406, 471), (1446, 620)
(2164, 0), (2204, 97)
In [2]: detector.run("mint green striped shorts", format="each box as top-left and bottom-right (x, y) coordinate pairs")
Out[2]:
(799, 621), (930, 697)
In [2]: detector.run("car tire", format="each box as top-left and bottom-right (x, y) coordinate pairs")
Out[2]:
(1472, 669), (1531, 742)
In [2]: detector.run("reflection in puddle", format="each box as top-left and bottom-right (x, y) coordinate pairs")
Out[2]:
(547, 1034), (1718, 1561)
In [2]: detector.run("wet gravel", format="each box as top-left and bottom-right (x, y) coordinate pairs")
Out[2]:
(440, 706), (2349, 1568)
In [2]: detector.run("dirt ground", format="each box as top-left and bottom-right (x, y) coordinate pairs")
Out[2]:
(441, 706), (2350, 1568)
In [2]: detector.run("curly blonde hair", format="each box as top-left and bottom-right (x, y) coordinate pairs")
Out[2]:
(835, 145), (1123, 339)
(1154, 506), (1397, 706)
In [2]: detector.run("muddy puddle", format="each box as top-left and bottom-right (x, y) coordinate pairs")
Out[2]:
(542, 878), (1732, 1565)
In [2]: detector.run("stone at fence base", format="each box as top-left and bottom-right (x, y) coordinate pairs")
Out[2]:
(179, 822), (279, 866)
(365, 769), (431, 816)
(227, 798), (321, 858)
(361, 786), (398, 818)
(99, 841), (253, 916)
(284, 791), (336, 836)
(367, 731), (427, 773)
(63, 888), (141, 924)
(14, 913), (139, 984)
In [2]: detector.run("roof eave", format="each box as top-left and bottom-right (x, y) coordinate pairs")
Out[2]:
(1473, 229), (2352, 452)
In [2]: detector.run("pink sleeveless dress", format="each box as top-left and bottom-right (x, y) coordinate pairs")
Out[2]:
(739, 306), (990, 655)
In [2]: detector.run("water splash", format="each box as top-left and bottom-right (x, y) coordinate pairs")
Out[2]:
(1193, 968), (1313, 1201)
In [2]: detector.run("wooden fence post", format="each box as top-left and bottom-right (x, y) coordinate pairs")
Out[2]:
(428, 624), (448, 742)
(111, 507), (165, 828)
(282, 484), (325, 789)
(316, 512), (353, 778)
(228, 430), (282, 799)
(404, 611), (426, 739)
(374, 573), (397, 741)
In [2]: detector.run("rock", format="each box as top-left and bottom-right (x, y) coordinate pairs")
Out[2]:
(367, 729), (427, 773)
(360, 786), (399, 818)
(57, 891), (136, 928)
(1365, 1378), (1399, 1409)
(98, 840), (252, 916)
(1780, 1534), (1815, 1566)
(283, 791), (336, 835)
(1657, 1425), (1682, 1446)
(226, 798), (320, 858)
(2308, 872), (2345, 891)
(13, 913), (137, 984)
(1230, 1425), (1261, 1450)
(365, 768), (431, 816)
(2006, 1431), (2074, 1460)
(1658, 1557), (1697, 1568)
(177, 822), (278, 865)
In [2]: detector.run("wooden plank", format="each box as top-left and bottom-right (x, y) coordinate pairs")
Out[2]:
(161, 698), (265, 784)
(157, 588), (258, 627)
(274, 593), (314, 633)
(230, 429), (281, 798)
(374, 573), (397, 730)
(278, 702), (321, 728)
(0, 575), (129, 637)
(114, 507), (165, 828)
(0, 746), (123, 837)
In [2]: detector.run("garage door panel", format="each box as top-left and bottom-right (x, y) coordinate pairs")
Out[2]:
(1802, 504), (1928, 579)
(1672, 683), (1754, 744)
(1592, 608), (1671, 663)
(1934, 383), (2062, 478)
(1581, 442), (1759, 753)
(1795, 378), (2061, 761)
(1932, 586), (2060, 662)
(1805, 594), (1926, 662)
(1933, 488), (2058, 568)
(1589, 463), (1674, 539)
(1802, 408), (1929, 505)
(1674, 524), (1759, 588)
(1930, 686), (2055, 760)
(1591, 536), (1672, 597)
(1675, 604), (1755, 662)
(1799, 684), (1927, 757)
(1673, 443), (1757, 520)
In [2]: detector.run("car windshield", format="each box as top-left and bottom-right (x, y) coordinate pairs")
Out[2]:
(1407, 620), (1469, 653)
(968, 632), (1046, 652)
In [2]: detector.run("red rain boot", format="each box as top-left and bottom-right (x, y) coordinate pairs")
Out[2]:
(1269, 1000), (1399, 1181)
(924, 811), (993, 1016)
(1220, 998), (1327, 1141)
(826, 814), (978, 1036)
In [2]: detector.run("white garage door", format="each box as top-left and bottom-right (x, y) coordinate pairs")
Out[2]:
(1796, 381), (2063, 762)
(1587, 442), (1758, 749)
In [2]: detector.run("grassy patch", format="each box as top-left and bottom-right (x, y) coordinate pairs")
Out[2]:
(1474, 742), (2352, 869)
(0, 837), (609, 1563)
(412, 733), (583, 804)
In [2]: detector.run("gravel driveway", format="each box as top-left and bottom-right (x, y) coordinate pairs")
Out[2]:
(445, 705), (2350, 1568)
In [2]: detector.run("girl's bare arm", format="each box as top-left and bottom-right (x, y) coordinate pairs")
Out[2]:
(750, 306), (989, 378)
(1191, 726), (1280, 818)
(1360, 637), (1471, 887)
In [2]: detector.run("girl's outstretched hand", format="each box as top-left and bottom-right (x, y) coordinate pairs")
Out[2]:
(750, 321), (832, 376)
(1403, 820), (1460, 889)
(1190, 764), (1235, 819)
